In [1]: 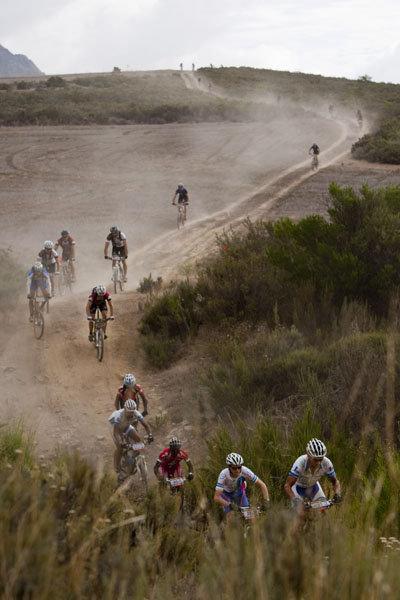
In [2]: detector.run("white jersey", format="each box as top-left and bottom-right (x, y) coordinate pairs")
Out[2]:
(109, 408), (143, 432)
(289, 455), (336, 488)
(215, 466), (258, 493)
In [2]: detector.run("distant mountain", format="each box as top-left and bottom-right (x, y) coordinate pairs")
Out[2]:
(0, 44), (43, 77)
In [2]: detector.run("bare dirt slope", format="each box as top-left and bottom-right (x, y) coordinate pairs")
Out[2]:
(0, 94), (360, 467)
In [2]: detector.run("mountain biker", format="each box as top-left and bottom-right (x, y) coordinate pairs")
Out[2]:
(356, 109), (363, 128)
(104, 226), (128, 282)
(115, 373), (149, 415)
(214, 453), (270, 519)
(309, 143), (320, 156)
(154, 437), (194, 482)
(172, 184), (189, 222)
(27, 262), (51, 321)
(54, 230), (76, 281)
(109, 399), (153, 476)
(85, 284), (114, 342)
(284, 438), (342, 514)
(38, 241), (59, 296)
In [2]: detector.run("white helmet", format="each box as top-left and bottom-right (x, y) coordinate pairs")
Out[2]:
(226, 453), (244, 467)
(123, 373), (136, 388)
(95, 284), (106, 295)
(124, 399), (137, 412)
(306, 438), (327, 459)
(32, 262), (44, 273)
(44, 240), (54, 249)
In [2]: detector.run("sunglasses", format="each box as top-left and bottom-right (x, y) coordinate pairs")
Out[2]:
(230, 466), (242, 471)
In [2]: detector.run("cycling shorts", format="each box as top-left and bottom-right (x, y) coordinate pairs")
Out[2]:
(291, 482), (325, 501)
(112, 247), (126, 259)
(28, 280), (50, 297)
(89, 301), (108, 315)
(220, 489), (250, 513)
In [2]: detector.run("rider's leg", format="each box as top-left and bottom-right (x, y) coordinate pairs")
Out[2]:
(69, 258), (75, 280)
(101, 310), (108, 337)
(28, 296), (34, 320)
(89, 312), (95, 340)
(122, 258), (127, 281)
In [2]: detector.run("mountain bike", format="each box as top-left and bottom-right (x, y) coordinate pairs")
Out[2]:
(89, 310), (113, 361)
(108, 256), (124, 293)
(119, 435), (153, 492)
(176, 202), (188, 229)
(58, 260), (74, 295)
(165, 476), (187, 512)
(31, 295), (49, 339)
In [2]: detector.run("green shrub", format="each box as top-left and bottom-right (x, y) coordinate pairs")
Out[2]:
(352, 117), (400, 163)
(46, 75), (66, 88)
(0, 249), (25, 305)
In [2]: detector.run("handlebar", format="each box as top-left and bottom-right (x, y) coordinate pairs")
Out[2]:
(87, 316), (114, 321)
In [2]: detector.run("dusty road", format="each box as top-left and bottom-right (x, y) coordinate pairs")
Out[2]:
(0, 97), (359, 466)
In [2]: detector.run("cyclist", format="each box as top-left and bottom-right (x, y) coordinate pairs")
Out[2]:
(38, 241), (59, 296)
(309, 143), (320, 156)
(115, 373), (149, 415)
(172, 183), (189, 222)
(54, 230), (76, 281)
(104, 226), (128, 282)
(154, 437), (194, 482)
(284, 438), (341, 514)
(27, 262), (51, 321)
(214, 453), (270, 519)
(356, 109), (363, 129)
(85, 284), (114, 342)
(109, 399), (153, 476)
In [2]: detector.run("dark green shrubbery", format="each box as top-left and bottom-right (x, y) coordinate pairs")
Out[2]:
(0, 249), (25, 305)
(140, 184), (400, 369)
(46, 75), (66, 88)
(352, 117), (400, 163)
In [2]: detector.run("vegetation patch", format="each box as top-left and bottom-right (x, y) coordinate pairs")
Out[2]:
(352, 117), (400, 163)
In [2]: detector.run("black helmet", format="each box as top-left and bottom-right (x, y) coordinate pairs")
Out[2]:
(110, 225), (119, 233)
(169, 437), (181, 452)
(61, 230), (69, 236)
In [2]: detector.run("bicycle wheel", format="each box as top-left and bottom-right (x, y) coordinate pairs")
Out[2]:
(96, 328), (104, 362)
(119, 268), (124, 292)
(33, 311), (44, 339)
(112, 268), (118, 294)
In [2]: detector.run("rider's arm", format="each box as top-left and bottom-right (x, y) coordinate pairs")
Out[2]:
(112, 424), (124, 446)
(139, 418), (151, 435)
(214, 488), (230, 509)
(153, 459), (162, 479)
(71, 241), (76, 259)
(104, 240), (110, 258)
(114, 393), (122, 410)
(85, 300), (92, 318)
(124, 240), (128, 257)
(108, 299), (114, 317)
(255, 477), (270, 501)
(137, 388), (149, 415)
(329, 475), (341, 496)
(172, 192), (177, 204)
(284, 475), (297, 499)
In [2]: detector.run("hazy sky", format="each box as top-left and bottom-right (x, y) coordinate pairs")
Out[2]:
(2, 0), (400, 83)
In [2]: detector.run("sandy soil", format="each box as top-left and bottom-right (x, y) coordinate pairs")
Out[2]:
(0, 81), (369, 470)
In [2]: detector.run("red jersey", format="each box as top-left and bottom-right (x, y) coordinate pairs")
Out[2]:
(88, 290), (111, 306)
(158, 448), (189, 477)
(56, 235), (75, 258)
(116, 384), (145, 409)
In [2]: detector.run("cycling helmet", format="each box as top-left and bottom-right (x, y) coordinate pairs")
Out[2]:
(226, 453), (244, 467)
(110, 225), (119, 233)
(169, 437), (181, 451)
(44, 240), (54, 249)
(95, 284), (106, 295)
(61, 230), (69, 236)
(306, 438), (327, 459)
(123, 373), (136, 388)
(32, 262), (44, 273)
(124, 399), (137, 412)
(177, 183), (184, 188)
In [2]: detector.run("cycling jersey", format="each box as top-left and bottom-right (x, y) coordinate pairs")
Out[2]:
(106, 231), (126, 249)
(310, 144), (320, 155)
(215, 466), (258, 493)
(289, 455), (336, 488)
(157, 448), (189, 478)
(115, 384), (145, 410)
(175, 187), (188, 203)
(27, 269), (51, 295)
(109, 408), (144, 432)
(38, 248), (58, 266)
(56, 235), (75, 259)
(88, 289), (111, 314)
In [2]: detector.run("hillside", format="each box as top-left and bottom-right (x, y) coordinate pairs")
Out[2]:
(0, 44), (42, 77)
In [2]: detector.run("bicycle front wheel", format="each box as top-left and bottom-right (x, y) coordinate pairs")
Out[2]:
(33, 312), (44, 339)
(96, 329), (104, 361)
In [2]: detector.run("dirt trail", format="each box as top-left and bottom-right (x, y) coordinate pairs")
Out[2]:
(0, 79), (359, 467)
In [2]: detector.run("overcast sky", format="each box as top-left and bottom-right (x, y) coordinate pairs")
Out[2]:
(2, 0), (400, 83)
